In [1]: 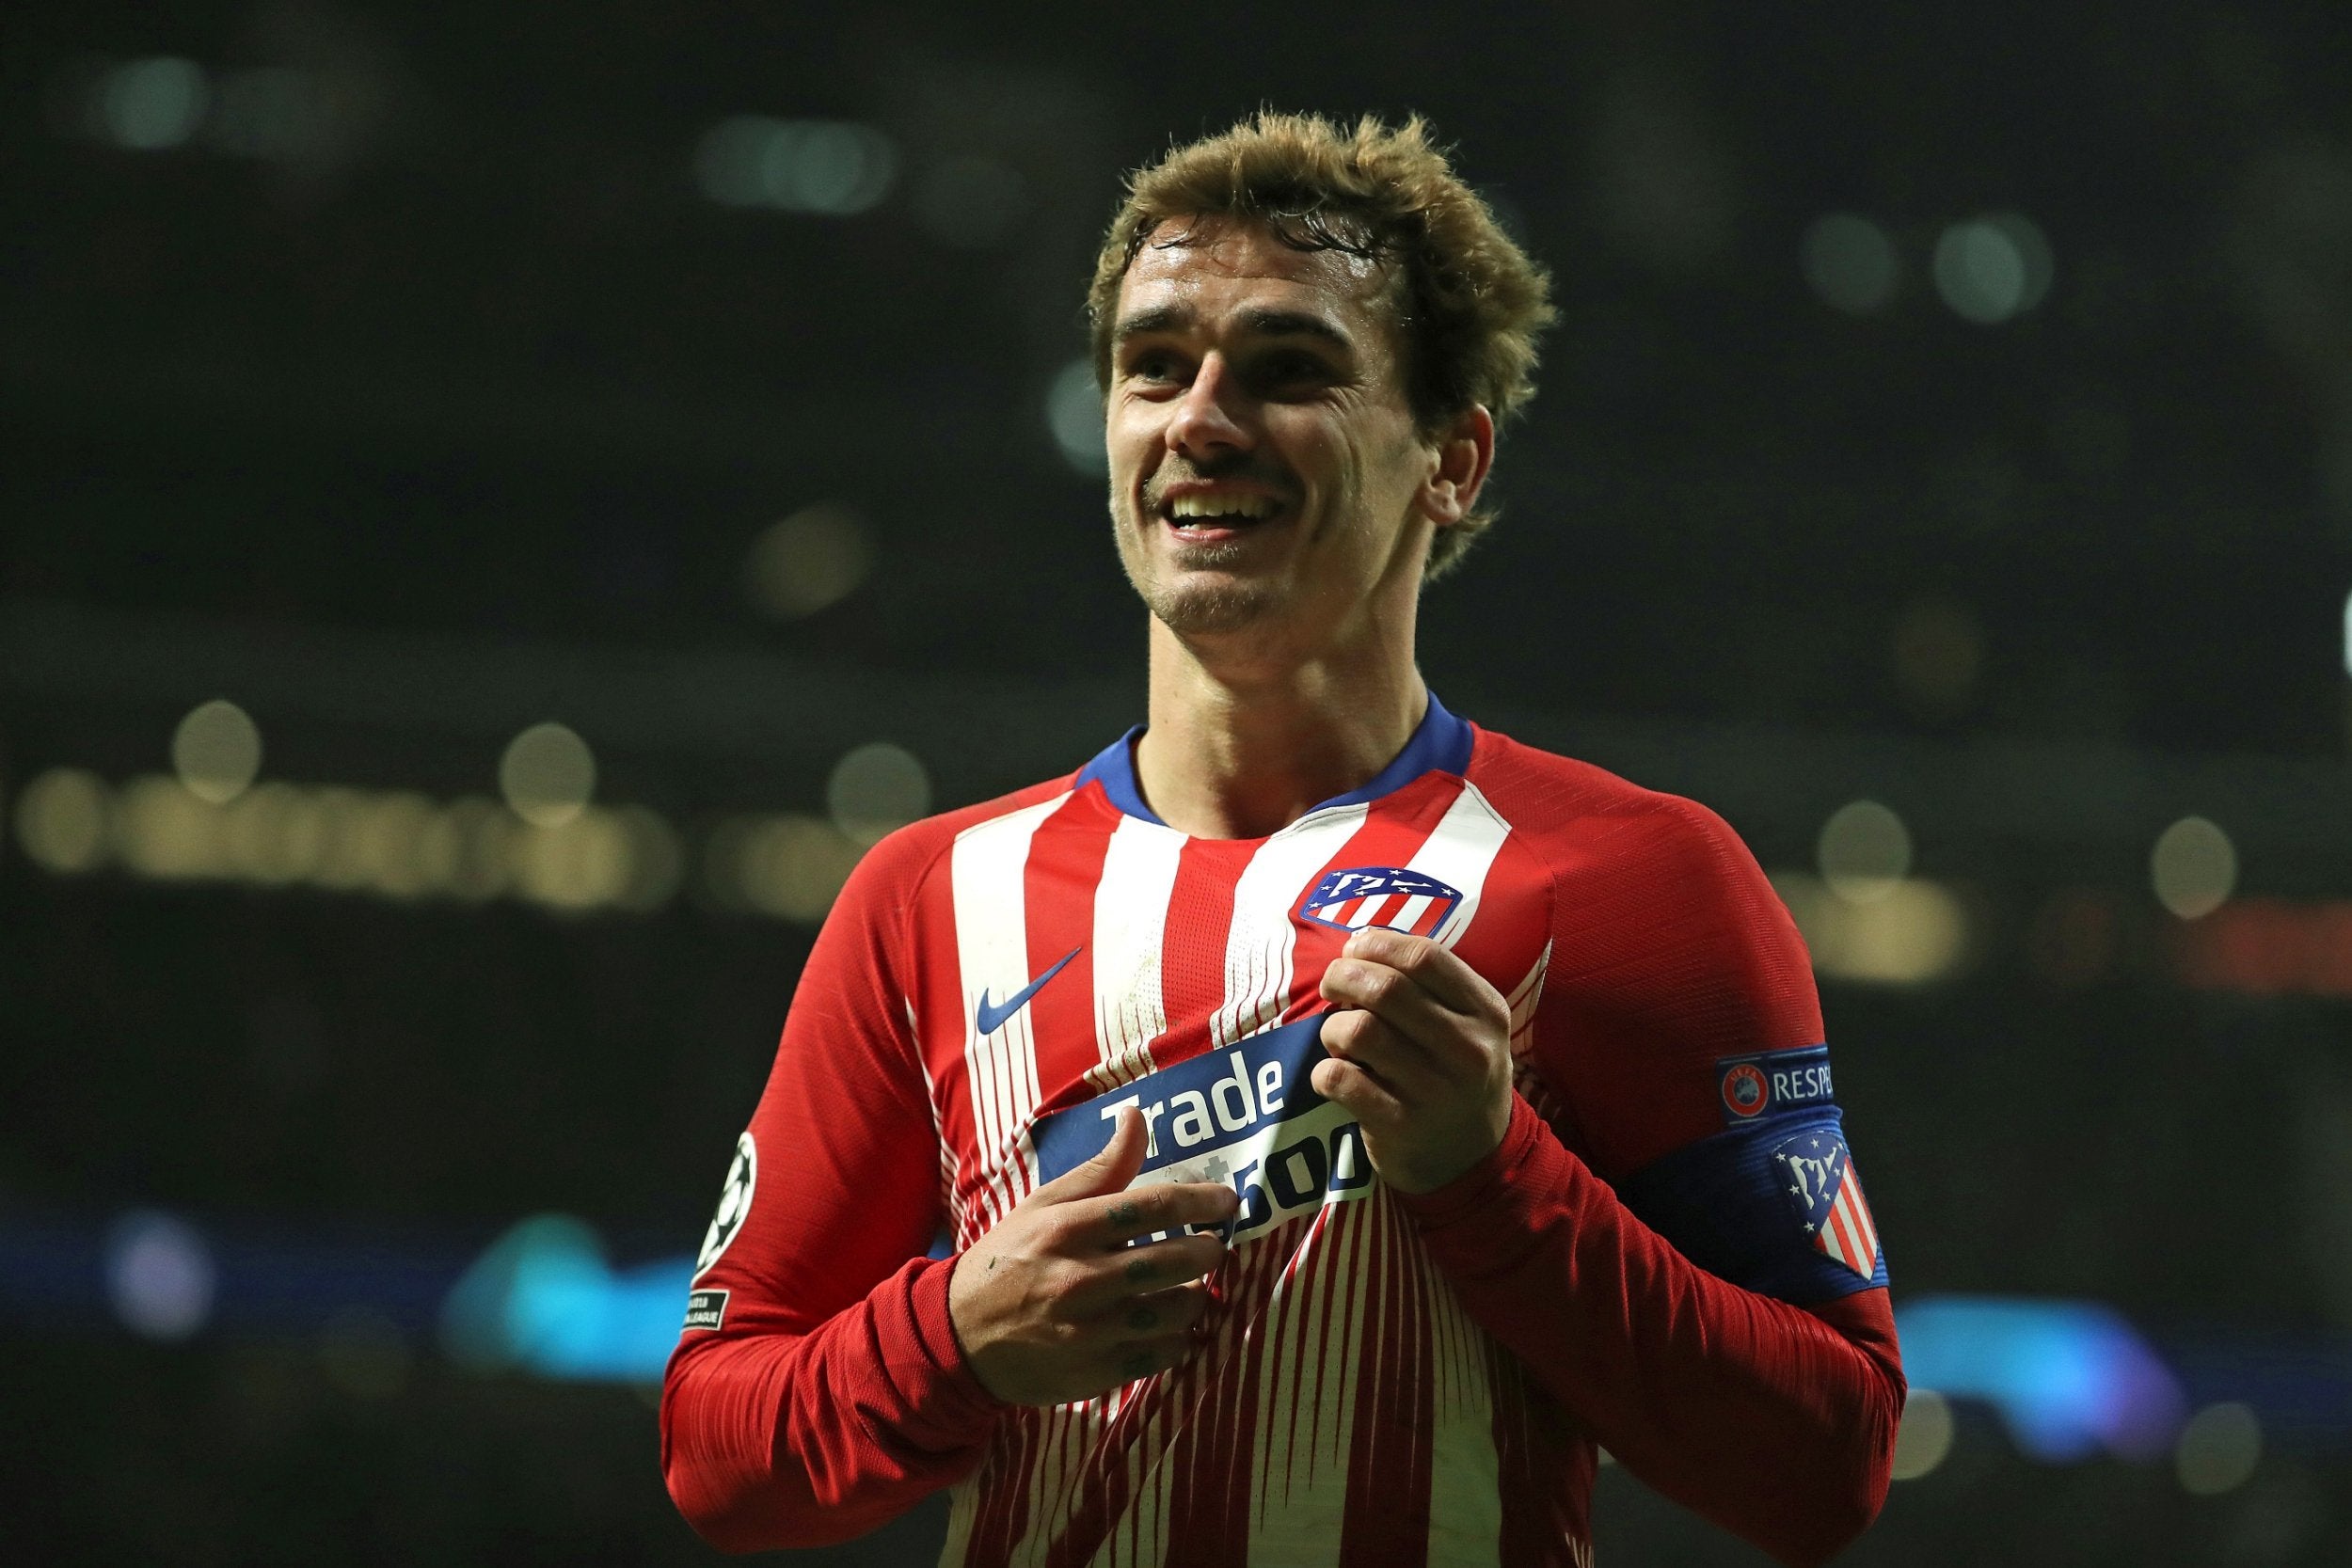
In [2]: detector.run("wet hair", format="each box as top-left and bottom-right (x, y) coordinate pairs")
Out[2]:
(1088, 111), (1555, 578)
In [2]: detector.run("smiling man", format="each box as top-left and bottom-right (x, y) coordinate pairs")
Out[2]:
(662, 113), (1903, 1568)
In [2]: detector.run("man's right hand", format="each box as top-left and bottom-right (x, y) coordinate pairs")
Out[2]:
(946, 1107), (1240, 1407)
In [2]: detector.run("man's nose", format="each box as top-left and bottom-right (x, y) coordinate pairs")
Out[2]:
(1166, 355), (1253, 458)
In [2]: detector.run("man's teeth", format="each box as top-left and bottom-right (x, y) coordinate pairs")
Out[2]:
(1168, 494), (1278, 523)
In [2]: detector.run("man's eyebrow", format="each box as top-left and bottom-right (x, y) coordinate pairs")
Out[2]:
(1111, 305), (1356, 351)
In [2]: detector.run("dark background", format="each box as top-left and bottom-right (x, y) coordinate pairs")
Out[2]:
(5, 2), (2352, 1563)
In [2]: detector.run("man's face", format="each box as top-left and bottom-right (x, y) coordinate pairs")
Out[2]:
(1104, 218), (1442, 645)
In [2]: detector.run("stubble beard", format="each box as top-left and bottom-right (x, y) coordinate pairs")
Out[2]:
(1131, 539), (1288, 638)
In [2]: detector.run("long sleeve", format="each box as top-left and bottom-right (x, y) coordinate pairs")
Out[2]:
(1399, 1099), (1902, 1568)
(660, 825), (1005, 1551)
(1434, 752), (1907, 1566)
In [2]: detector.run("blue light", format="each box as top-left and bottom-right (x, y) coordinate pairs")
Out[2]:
(439, 1215), (691, 1384)
(1896, 1294), (2185, 1462)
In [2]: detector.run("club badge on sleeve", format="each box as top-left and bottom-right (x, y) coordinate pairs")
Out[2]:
(1772, 1129), (1880, 1280)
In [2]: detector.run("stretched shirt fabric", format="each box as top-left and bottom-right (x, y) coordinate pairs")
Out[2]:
(661, 698), (1904, 1568)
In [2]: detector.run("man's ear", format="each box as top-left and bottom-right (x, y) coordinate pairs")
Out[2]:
(1422, 404), (1496, 527)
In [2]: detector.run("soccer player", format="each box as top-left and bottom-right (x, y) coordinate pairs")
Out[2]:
(662, 112), (1903, 1567)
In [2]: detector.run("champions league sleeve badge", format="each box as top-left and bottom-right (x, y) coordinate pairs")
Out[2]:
(1772, 1129), (1880, 1280)
(694, 1132), (756, 1278)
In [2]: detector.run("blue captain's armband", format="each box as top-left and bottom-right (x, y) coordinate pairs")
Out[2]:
(1614, 1105), (1890, 1305)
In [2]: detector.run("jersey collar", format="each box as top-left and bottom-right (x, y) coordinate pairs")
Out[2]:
(1074, 691), (1473, 830)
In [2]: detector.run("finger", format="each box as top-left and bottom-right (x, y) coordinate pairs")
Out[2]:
(1031, 1106), (1148, 1204)
(1318, 1007), (1445, 1097)
(1310, 1053), (1408, 1128)
(1103, 1280), (1214, 1340)
(1337, 927), (1508, 1025)
(1060, 1233), (1226, 1317)
(1088, 1178), (1242, 1243)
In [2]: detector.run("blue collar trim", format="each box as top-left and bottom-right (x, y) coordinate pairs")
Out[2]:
(1073, 692), (1472, 830)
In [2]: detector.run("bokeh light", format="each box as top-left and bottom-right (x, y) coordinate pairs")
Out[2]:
(2152, 816), (2237, 919)
(171, 698), (263, 804)
(1818, 800), (1914, 904)
(827, 742), (930, 846)
(14, 768), (111, 872)
(93, 56), (208, 150)
(1931, 213), (2055, 325)
(1800, 213), (1899, 314)
(743, 504), (873, 619)
(500, 722), (596, 829)
(1047, 357), (1107, 475)
(694, 117), (898, 214)
(2175, 1402), (2262, 1495)
(1891, 1389), (1956, 1481)
(104, 1211), (216, 1341)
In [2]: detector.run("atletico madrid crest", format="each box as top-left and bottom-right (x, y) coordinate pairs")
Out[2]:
(1772, 1130), (1880, 1279)
(1297, 865), (1464, 938)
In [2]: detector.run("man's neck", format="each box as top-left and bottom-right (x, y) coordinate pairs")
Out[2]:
(1133, 618), (1427, 839)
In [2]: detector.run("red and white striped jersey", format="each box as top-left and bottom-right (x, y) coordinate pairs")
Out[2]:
(662, 698), (1905, 1568)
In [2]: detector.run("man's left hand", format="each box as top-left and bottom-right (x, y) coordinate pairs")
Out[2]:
(1310, 927), (1516, 1196)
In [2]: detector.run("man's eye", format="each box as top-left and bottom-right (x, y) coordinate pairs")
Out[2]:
(1258, 353), (1329, 387)
(1128, 353), (1183, 383)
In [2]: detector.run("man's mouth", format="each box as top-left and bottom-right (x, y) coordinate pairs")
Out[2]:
(1159, 491), (1284, 536)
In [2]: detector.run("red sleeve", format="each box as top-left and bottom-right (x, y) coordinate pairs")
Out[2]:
(1400, 784), (1904, 1568)
(660, 826), (1004, 1551)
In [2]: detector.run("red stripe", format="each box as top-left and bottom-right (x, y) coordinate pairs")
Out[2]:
(1022, 798), (1114, 1116)
(1154, 840), (1247, 1065)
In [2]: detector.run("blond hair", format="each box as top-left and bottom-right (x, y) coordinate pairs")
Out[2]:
(1088, 111), (1554, 578)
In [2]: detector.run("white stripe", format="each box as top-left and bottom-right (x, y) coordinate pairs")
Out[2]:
(1389, 893), (1434, 934)
(1090, 816), (1184, 1089)
(951, 794), (1067, 1223)
(1407, 781), (1513, 949)
(1211, 805), (1370, 1047)
(1840, 1167), (1879, 1270)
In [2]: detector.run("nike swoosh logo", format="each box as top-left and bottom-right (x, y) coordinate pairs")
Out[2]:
(976, 946), (1082, 1036)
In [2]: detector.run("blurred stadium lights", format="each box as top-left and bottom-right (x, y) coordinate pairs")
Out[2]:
(827, 741), (930, 846)
(441, 1215), (688, 1384)
(1770, 872), (1968, 985)
(2176, 1401), (2264, 1496)
(693, 117), (898, 215)
(2173, 897), (2352, 997)
(1816, 799), (1914, 904)
(1889, 1388), (1955, 1481)
(912, 154), (1029, 248)
(85, 56), (209, 150)
(1046, 356), (1108, 475)
(24, 1203), (2352, 1478)
(1799, 213), (1899, 314)
(171, 697), (263, 804)
(103, 1211), (217, 1341)
(1931, 213), (2055, 325)
(2341, 588), (2352, 677)
(742, 503), (874, 619)
(499, 721), (596, 828)
(700, 812), (865, 922)
(14, 768), (686, 916)
(2151, 815), (2238, 919)
(63, 55), (356, 168)
(1894, 1295), (2187, 1464)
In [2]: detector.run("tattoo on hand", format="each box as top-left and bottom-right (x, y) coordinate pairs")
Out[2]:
(1123, 1256), (1154, 1284)
(1107, 1201), (1141, 1228)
